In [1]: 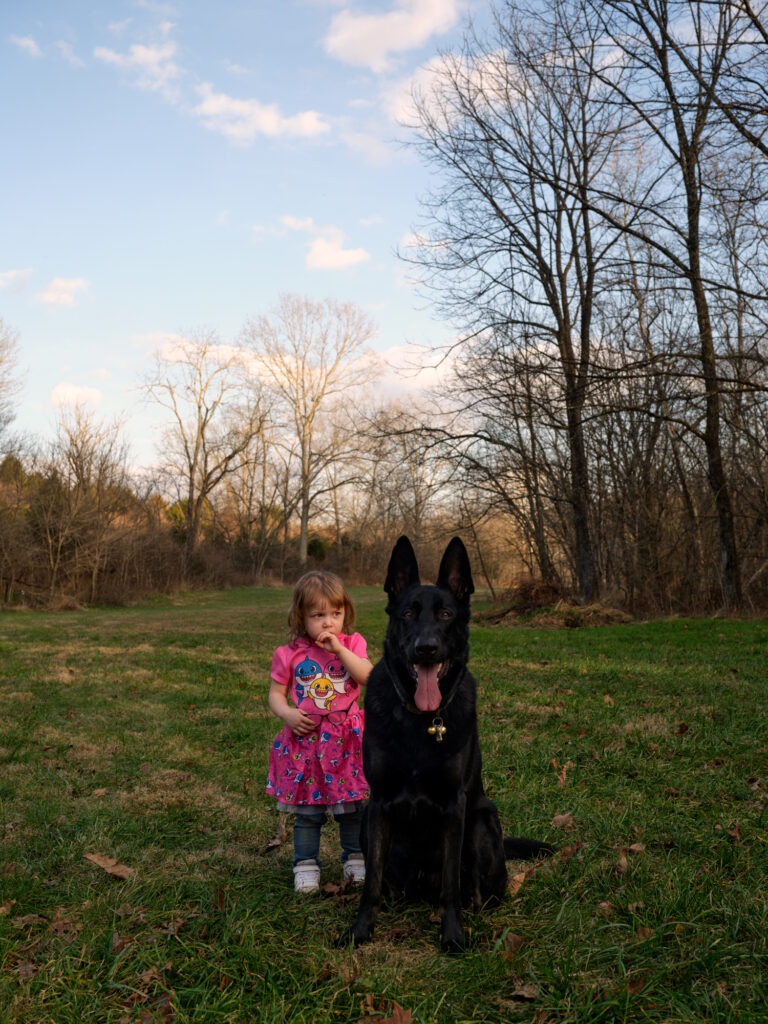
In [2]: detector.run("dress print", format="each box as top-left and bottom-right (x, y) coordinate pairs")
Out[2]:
(266, 633), (369, 807)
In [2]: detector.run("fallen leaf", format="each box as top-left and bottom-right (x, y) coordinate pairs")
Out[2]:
(604, 694), (614, 706)
(504, 932), (524, 955)
(112, 932), (132, 954)
(0, 900), (15, 916)
(596, 901), (612, 917)
(16, 961), (38, 980)
(12, 914), (48, 928)
(726, 823), (742, 842)
(508, 871), (527, 896)
(510, 982), (539, 1001)
(628, 842), (646, 856)
(676, 721), (689, 735)
(259, 814), (289, 855)
(615, 853), (628, 874)
(92, 788), (108, 798)
(383, 1002), (414, 1024)
(550, 811), (574, 828)
(84, 853), (136, 880)
(636, 925), (654, 941)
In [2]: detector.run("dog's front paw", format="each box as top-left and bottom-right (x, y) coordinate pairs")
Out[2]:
(440, 929), (466, 956)
(336, 923), (372, 949)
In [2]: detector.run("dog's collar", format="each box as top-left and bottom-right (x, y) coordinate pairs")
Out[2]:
(384, 661), (464, 741)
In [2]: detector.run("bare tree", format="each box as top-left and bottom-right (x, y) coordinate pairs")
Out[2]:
(241, 294), (378, 568)
(144, 330), (266, 570)
(0, 319), (22, 443)
(405, 0), (630, 600)
(582, 0), (768, 607)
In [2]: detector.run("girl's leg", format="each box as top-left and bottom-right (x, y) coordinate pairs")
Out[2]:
(293, 810), (326, 866)
(334, 806), (363, 863)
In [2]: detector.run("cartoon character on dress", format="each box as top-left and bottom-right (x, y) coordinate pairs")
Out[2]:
(294, 656), (322, 703)
(306, 677), (337, 711)
(324, 659), (351, 695)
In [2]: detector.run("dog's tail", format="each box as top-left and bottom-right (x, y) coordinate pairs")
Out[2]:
(504, 836), (556, 860)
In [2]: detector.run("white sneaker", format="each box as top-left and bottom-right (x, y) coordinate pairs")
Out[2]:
(342, 853), (365, 885)
(293, 859), (320, 893)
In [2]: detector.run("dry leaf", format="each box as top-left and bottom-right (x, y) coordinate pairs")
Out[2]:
(508, 871), (527, 896)
(92, 788), (108, 798)
(112, 932), (132, 954)
(259, 814), (289, 855)
(510, 982), (539, 1001)
(12, 914), (47, 928)
(84, 853), (136, 880)
(636, 925), (654, 941)
(366, 1001), (415, 1024)
(504, 932), (525, 955)
(0, 900), (15, 916)
(596, 901), (612, 917)
(603, 694), (614, 706)
(615, 853), (628, 874)
(550, 811), (574, 828)
(628, 842), (646, 856)
(676, 721), (689, 735)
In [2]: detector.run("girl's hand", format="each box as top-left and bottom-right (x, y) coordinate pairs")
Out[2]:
(282, 705), (318, 737)
(315, 630), (342, 655)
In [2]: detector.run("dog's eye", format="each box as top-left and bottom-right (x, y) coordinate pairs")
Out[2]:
(438, 609), (454, 620)
(402, 609), (414, 620)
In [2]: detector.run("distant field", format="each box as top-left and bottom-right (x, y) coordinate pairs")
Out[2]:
(1, 588), (766, 1023)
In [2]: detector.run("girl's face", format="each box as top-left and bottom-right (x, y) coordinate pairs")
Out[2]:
(303, 601), (344, 642)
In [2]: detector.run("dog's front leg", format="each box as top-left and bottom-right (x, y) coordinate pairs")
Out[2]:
(338, 800), (390, 948)
(440, 794), (467, 955)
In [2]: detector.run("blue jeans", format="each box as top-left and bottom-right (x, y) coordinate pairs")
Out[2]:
(293, 805), (363, 866)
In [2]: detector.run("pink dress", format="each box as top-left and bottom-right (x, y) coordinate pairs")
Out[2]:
(266, 634), (369, 808)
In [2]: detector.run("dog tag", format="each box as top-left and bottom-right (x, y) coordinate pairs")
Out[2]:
(428, 717), (447, 742)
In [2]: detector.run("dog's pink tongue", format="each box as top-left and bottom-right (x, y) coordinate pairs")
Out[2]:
(415, 665), (442, 712)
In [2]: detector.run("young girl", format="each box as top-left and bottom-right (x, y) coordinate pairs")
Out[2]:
(266, 571), (373, 892)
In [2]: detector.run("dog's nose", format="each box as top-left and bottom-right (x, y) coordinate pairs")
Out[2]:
(414, 637), (439, 662)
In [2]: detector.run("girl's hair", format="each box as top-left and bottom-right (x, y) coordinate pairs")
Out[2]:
(288, 571), (356, 640)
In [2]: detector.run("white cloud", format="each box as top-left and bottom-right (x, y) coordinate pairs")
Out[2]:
(192, 83), (330, 143)
(325, 0), (460, 73)
(307, 233), (370, 270)
(282, 216), (371, 270)
(36, 277), (89, 307)
(94, 41), (181, 101)
(51, 382), (103, 408)
(355, 342), (456, 399)
(360, 214), (384, 227)
(11, 35), (42, 58)
(133, 330), (186, 350)
(56, 41), (85, 67)
(108, 19), (133, 34)
(341, 130), (394, 166)
(0, 268), (32, 292)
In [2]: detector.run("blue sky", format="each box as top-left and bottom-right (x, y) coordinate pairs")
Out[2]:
(2, 0), (483, 464)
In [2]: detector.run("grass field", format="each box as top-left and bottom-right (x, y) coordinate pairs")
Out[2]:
(0, 587), (766, 1023)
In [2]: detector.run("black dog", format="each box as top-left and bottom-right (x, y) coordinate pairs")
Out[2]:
(341, 535), (554, 954)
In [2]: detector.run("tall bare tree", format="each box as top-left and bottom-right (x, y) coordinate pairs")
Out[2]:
(582, 0), (768, 607)
(144, 330), (266, 570)
(0, 319), (22, 443)
(241, 294), (378, 567)
(405, 0), (629, 600)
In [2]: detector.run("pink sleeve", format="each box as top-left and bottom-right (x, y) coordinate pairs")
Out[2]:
(270, 645), (293, 686)
(344, 632), (368, 659)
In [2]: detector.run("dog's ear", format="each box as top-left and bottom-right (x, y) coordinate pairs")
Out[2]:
(437, 537), (474, 601)
(385, 535), (420, 599)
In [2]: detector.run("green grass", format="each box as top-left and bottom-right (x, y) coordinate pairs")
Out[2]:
(1, 588), (767, 1023)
